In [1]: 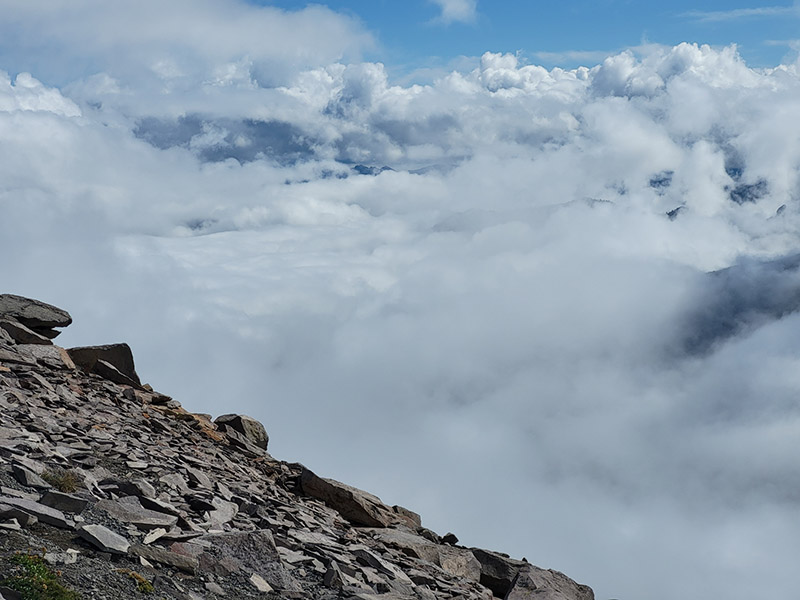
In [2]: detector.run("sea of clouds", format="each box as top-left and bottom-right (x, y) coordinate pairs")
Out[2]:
(2, 2), (800, 599)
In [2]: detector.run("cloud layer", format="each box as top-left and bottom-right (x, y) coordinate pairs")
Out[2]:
(2, 4), (800, 599)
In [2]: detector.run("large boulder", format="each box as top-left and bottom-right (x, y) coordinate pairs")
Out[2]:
(67, 343), (141, 386)
(214, 414), (269, 450)
(0, 294), (72, 339)
(504, 564), (595, 600)
(471, 549), (526, 597)
(300, 468), (421, 529)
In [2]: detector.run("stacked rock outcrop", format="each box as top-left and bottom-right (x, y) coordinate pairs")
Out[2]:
(0, 294), (594, 600)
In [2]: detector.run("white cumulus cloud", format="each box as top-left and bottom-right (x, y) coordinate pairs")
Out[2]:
(429, 0), (478, 24)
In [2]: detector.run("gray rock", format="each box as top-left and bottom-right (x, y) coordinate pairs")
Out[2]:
(205, 581), (227, 596)
(504, 564), (595, 600)
(44, 550), (79, 566)
(300, 468), (418, 529)
(93, 359), (142, 388)
(214, 414), (269, 450)
(0, 496), (74, 529)
(353, 548), (413, 584)
(39, 490), (90, 514)
(442, 532), (459, 545)
(0, 347), (35, 366)
(97, 496), (179, 530)
(471, 549), (526, 598)
(0, 585), (24, 600)
(16, 344), (76, 369)
(117, 478), (157, 499)
(323, 561), (346, 589)
(249, 573), (273, 593)
(0, 503), (38, 527)
(0, 320), (52, 345)
(131, 544), (199, 574)
(12, 464), (52, 489)
(208, 497), (238, 525)
(197, 530), (301, 592)
(0, 294), (72, 329)
(67, 343), (141, 385)
(78, 523), (130, 554)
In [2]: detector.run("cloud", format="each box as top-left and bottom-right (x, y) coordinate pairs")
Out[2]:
(429, 0), (478, 24)
(0, 0), (374, 89)
(682, 5), (799, 22)
(2, 10), (800, 600)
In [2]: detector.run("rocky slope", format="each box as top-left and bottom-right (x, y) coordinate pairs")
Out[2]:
(0, 294), (594, 600)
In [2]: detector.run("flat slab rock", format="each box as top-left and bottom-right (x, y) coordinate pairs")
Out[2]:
(67, 343), (141, 385)
(300, 468), (420, 529)
(0, 496), (74, 530)
(0, 294), (72, 329)
(97, 496), (179, 530)
(78, 523), (130, 555)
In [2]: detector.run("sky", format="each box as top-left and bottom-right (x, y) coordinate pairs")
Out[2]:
(1, 2), (800, 600)
(258, 0), (800, 75)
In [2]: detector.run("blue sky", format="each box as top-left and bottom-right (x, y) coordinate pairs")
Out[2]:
(259, 0), (799, 76)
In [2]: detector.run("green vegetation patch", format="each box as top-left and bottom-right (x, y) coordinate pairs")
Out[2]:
(40, 468), (80, 493)
(0, 552), (82, 600)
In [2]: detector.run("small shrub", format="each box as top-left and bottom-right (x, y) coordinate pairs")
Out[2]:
(40, 468), (80, 493)
(0, 552), (82, 600)
(115, 569), (154, 594)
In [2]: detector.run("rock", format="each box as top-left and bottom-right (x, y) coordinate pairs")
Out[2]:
(208, 496), (238, 525)
(78, 523), (130, 554)
(131, 544), (199, 574)
(504, 564), (595, 600)
(214, 414), (269, 450)
(93, 359), (142, 387)
(442, 532), (459, 545)
(438, 546), (482, 581)
(353, 548), (413, 584)
(117, 478), (157, 499)
(44, 550), (79, 566)
(0, 496), (74, 529)
(323, 562), (346, 589)
(12, 464), (52, 489)
(300, 468), (419, 529)
(39, 490), (90, 514)
(0, 294), (72, 329)
(471, 549), (526, 598)
(393, 505), (422, 529)
(197, 530), (301, 592)
(205, 581), (227, 595)
(67, 343), (141, 385)
(0, 585), (24, 600)
(143, 528), (168, 544)
(0, 347), (36, 366)
(97, 496), (179, 530)
(0, 319), (52, 345)
(0, 518), (22, 531)
(249, 573), (273, 593)
(0, 503), (38, 527)
(15, 344), (76, 369)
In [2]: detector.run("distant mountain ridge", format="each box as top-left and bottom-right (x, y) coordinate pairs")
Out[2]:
(0, 294), (594, 600)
